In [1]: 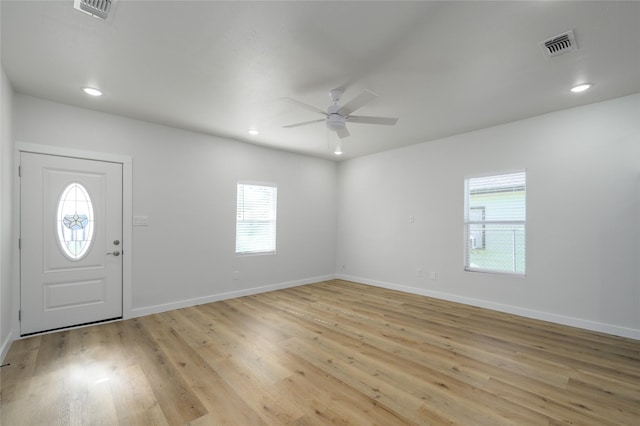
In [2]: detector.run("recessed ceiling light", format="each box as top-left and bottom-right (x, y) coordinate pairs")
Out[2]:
(248, 129), (259, 136)
(570, 83), (592, 93)
(82, 87), (103, 96)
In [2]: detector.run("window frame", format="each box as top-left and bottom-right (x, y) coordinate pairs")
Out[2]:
(463, 171), (526, 276)
(235, 181), (278, 256)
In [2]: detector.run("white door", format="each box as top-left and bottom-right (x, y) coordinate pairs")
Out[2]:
(20, 152), (123, 335)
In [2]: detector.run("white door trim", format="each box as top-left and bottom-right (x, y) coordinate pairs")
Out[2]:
(13, 142), (133, 338)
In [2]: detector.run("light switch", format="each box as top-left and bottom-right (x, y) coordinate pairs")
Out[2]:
(133, 216), (149, 226)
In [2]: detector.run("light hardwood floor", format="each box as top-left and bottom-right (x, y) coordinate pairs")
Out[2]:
(1, 279), (639, 425)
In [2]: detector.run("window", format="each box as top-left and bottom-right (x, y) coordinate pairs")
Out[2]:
(464, 172), (526, 275)
(56, 182), (95, 260)
(236, 183), (277, 255)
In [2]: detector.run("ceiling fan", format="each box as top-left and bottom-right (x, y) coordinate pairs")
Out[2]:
(282, 89), (398, 140)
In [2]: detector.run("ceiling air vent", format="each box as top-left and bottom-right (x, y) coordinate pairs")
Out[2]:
(73, 0), (113, 21)
(539, 30), (578, 58)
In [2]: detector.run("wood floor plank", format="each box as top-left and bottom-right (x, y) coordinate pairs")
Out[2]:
(224, 298), (420, 424)
(140, 313), (267, 425)
(122, 318), (208, 425)
(260, 285), (570, 397)
(570, 369), (640, 408)
(109, 364), (170, 426)
(283, 336), (437, 424)
(267, 294), (550, 425)
(2, 279), (639, 425)
(0, 336), (40, 406)
(273, 360), (418, 425)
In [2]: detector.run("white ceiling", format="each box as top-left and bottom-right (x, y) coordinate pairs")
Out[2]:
(2, 1), (639, 161)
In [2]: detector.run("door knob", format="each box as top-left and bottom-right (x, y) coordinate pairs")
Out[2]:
(107, 251), (121, 257)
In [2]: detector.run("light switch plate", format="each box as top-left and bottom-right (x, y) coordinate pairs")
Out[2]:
(133, 216), (149, 226)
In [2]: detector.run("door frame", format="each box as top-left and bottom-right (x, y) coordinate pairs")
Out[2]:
(13, 142), (133, 338)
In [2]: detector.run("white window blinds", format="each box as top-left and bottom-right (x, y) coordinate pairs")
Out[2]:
(464, 172), (526, 275)
(236, 183), (277, 255)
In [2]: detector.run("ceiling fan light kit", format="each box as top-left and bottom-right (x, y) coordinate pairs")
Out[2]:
(326, 112), (346, 131)
(283, 88), (399, 154)
(334, 139), (343, 155)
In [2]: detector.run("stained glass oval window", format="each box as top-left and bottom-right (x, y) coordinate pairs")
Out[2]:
(56, 183), (95, 260)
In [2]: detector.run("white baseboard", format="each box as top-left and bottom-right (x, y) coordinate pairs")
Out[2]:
(336, 274), (640, 341)
(132, 274), (336, 318)
(1, 331), (13, 363)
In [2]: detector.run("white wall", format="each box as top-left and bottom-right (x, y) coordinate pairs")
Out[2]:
(1, 66), (14, 359)
(336, 94), (640, 339)
(8, 91), (640, 342)
(13, 94), (337, 315)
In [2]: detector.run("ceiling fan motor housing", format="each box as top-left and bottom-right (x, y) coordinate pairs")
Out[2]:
(283, 88), (397, 138)
(327, 113), (346, 131)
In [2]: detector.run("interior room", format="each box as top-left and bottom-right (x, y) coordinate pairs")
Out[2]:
(1, 1), (639, 424)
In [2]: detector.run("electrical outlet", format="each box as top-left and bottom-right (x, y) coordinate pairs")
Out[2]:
(233, 271), (240, 280)
(416, 268), (423, 277)
(430, 271), (437, 280)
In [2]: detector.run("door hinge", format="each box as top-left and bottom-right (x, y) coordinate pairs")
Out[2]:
(18, 310), (21, 321)
(18, 165), (21, 177)
(18, 238), (21, 250)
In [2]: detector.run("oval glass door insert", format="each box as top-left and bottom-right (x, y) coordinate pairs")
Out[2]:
(56, 182), (95, 260)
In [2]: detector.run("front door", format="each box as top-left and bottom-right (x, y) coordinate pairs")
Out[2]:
(20, 152), (123, 335)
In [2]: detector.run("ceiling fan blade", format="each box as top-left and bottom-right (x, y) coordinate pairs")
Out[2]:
(337, 89), (378, 116)
(283, 118), (326, 128)
(346, 115), (399, 125)
(336, 126), (351, 139)
(281, 97), (327, 116)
